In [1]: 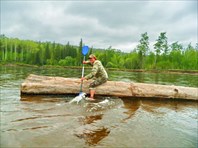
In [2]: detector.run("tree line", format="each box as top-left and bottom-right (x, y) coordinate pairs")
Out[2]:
(0, 33), (197, 70)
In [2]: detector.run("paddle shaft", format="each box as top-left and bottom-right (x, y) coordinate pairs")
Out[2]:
(80, 56), (85, 92)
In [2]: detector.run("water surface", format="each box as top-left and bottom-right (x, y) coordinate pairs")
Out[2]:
(1, 65), (197, 147)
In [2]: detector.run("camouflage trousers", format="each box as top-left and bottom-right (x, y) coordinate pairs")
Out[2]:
(89, 77), (108, 90)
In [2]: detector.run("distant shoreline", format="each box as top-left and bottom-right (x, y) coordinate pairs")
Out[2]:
(1, 63), (198, 75)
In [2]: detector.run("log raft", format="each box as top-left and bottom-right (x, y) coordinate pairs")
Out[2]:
(20, 74), (198, 101)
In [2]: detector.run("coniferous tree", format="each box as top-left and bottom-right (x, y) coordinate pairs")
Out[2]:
(76, 38), (83, 66)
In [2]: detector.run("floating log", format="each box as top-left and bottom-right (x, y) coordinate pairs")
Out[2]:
(21, 74), (198, 101)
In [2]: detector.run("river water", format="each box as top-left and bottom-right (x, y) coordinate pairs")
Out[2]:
(1, 65), (198, 147)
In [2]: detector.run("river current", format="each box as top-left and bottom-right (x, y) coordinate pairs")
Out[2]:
(0, 65), (197, 147)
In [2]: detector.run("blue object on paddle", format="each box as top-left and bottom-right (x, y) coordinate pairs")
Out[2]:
(82, 46), (89, 56)
(79, 46), (89, 95)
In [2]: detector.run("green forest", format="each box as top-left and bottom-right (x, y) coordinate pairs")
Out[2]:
(0, 32), (197, 70)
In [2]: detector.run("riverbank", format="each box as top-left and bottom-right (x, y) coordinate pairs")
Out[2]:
(1, 63), (198, 75)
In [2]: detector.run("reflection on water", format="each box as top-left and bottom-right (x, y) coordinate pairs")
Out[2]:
(79, 114), (103, 125)
(11, 113), (71, 123)
(75, 114), (110, 146)
(108, 70), (198, 87)
(122, 98), (198, 117)
(1, 65), (198, 147)
(22, 125), (50, 131)
(122, 99), (141, 122)
(75, 126), (110, 146)
(20, 95), (70, 103)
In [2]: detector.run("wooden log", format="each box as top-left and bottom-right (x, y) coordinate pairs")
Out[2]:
(20, 74), (198, 101)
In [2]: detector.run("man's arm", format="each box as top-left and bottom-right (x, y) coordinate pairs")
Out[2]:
(83, 60), (91, 64)
(85, 63), (99, 79)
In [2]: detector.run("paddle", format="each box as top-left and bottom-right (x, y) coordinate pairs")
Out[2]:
(79, 45), (89, 94)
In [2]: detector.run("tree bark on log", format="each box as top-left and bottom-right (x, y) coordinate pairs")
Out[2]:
(21, 74), (198, 101)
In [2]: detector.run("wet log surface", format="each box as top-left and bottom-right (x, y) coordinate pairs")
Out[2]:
(21, 74), (198, 101)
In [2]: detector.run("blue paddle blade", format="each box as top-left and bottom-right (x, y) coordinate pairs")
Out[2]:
(82, 46), (89, 56)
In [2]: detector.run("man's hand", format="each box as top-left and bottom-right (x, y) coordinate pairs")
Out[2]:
(81, 77), (87, 81)
(83, 61), (87, 64)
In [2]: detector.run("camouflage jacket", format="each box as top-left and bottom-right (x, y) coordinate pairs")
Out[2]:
(85, 60), (108, 80)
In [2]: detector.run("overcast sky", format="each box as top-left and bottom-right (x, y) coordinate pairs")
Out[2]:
(1, 0), (197, 52)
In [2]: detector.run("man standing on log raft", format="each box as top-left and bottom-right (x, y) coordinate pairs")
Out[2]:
(81, 54), (108, 101)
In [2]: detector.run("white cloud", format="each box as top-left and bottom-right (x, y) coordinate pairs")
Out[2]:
(1, 1), (197, 53)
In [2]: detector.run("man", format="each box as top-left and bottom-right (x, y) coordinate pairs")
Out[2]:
(81, 54), (108, 101)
